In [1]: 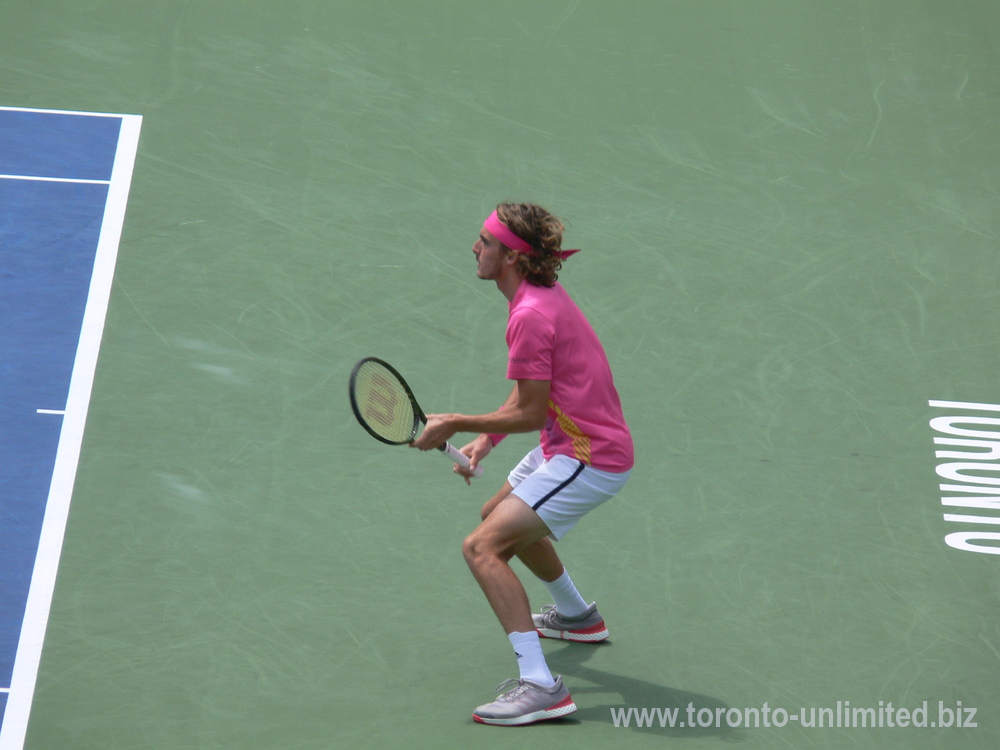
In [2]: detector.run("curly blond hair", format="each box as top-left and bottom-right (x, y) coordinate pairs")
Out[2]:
(495, 202), (565, 287)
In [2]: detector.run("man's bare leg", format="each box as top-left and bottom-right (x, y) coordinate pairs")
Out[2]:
(480, 482), (564, 583)
(463, 493), (552, 634)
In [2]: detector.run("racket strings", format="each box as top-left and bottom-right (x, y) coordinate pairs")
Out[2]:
(351, 361), (418, 443)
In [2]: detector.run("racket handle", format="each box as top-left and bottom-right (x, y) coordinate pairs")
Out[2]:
(439, 442), (485, 478)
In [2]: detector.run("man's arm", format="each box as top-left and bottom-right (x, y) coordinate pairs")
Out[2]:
(410, 379), (550, 452)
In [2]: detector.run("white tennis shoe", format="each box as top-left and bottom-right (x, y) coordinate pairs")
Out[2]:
(532, 603), (610, 642)
(472, 676), (577, 726)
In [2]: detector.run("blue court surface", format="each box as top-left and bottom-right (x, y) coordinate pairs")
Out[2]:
(0, 106), (141, 749)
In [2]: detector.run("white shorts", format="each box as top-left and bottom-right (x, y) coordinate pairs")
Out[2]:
(507, 446), (630, 540)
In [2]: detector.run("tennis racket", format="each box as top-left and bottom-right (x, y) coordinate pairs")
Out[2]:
(349, 357), (484, 478)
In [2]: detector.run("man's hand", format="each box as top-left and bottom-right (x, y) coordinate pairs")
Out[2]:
(455, 434), (492, 485)
(409, 413), (458, 452)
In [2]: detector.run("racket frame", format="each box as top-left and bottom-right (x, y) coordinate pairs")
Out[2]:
(349, 357), (484, 477)
(349, 357), (422, 445)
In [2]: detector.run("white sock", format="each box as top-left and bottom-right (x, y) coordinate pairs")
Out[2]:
(508, 631), (555, 687)
(543, 568), (589, 619)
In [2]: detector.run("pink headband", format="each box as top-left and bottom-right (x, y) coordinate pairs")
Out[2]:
(483, 210), (580, 259)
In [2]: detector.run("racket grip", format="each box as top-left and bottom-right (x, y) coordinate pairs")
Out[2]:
(439, 442), (485, 478)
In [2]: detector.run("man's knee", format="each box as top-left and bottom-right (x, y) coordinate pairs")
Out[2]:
(463, 525), (516, 569)
(462, 531), (480, 566)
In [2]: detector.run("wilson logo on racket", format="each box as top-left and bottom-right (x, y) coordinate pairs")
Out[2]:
(364, 373), (400, 428)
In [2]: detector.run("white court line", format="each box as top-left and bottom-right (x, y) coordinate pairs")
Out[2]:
(0, 112), (142, 750)
(35, 410), (66, 416)
(0, 174), (111, 185)
(0, 105), (135, 119)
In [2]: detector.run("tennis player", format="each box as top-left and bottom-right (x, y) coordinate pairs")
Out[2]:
(411, 202), (634, 726)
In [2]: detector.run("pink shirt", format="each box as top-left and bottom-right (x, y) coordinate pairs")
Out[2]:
(500, 280), (634, 472)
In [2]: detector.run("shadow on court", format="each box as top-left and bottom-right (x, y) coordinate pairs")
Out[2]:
(546, 642), (743, 740)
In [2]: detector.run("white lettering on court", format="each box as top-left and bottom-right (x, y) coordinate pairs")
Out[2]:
(928, 400), (1000, 555)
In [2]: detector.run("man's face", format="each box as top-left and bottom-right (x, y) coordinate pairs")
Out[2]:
(473, 228), (510, 280)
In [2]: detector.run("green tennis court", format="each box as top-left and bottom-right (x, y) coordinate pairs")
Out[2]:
(3, 1), (998, 748)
